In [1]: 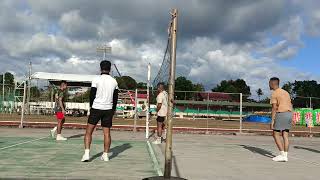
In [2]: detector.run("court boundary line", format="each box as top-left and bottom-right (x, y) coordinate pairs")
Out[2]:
(147, 141), (163, 176)
(0, 136), (48, 150)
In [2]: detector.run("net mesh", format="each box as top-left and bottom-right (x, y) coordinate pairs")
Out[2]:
(152, 21), (173, 88)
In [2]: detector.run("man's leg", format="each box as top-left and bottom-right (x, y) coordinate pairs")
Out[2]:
(272, 130), (286, 162)
(81, 123), (96, 162)
(57, 118), (65, 134)
(102, 127), (111, 153)
(56, 118), (67, 140)
(273, 131), (284, 151)
(157, 121), (163, 137)
(282, 130), (289, 159)
(84, 123), (96, 150)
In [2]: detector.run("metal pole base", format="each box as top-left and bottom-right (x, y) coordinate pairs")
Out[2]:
(143, 177), (187, 180)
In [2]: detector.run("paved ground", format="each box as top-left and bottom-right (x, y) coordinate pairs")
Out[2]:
(1, 127), (319, 180)
(153, 134), (320, 180)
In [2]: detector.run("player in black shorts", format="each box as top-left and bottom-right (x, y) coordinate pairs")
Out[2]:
(81, 60), (119, 162)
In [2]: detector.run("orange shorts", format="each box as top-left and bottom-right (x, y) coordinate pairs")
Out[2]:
(56, 112), (65, 120)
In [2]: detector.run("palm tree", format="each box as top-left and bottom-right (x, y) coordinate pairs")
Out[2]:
(256, 88), (263, 101)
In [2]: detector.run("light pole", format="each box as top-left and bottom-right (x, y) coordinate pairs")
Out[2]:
(97, 44), (112, 60)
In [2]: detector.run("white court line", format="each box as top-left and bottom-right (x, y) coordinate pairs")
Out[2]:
(0, 136), (48, 151)
(147, 141), (163, 176)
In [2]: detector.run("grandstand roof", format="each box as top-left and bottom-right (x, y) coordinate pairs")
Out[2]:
(31, 72), (99, 87)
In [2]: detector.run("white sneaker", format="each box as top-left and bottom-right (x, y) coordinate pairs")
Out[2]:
(50, 127), (57, 138)
(81, 153), (90, 162)
(56, 134), (67, 141)
(272, 155), (287, 162)
(152, 137), (162, 145)
(101, 153), (109, 162)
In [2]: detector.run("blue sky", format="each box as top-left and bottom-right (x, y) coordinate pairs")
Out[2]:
(281, 37), (320, 76)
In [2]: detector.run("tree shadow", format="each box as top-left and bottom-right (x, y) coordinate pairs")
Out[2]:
(239, 145), (275, 158)
(294, 146), (320, 154)
(68, 134), (85, 139)
(89, 143), (132, 161)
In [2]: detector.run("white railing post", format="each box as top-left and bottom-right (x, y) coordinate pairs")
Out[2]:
(239, 93), (243, 133)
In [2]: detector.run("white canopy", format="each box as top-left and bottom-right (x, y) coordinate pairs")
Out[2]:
(31, 72), (99, 82)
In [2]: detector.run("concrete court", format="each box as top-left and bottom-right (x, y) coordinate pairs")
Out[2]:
(1, 127), (320, 180)
(153, 133), (320, 180)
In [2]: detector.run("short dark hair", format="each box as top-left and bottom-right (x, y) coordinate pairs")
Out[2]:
(157, 82), (165, 87)
(270, 77), (280, 84)
(100, 60), (111, 71)
(60, 80), (67, 85)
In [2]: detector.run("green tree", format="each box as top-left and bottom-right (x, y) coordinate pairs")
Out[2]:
(137, 82), (147, 89)
(282, 82), (294, 96)
(175, 76), (194, 100)
(212, 79), (251, 95)
(193, 83), (205, 91)
(282, 80), (320, 108)
(115, 76), (137, 90)
(256, 88), (263, 101)
(72, 90), (90, 103)
(0, 72), (14, 86)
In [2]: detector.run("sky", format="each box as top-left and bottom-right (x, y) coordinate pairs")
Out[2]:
(1, 0), (320, 97)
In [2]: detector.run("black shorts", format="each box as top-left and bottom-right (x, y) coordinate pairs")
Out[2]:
(156, 116), (165, 123)
(88, 108), (114, 128)
(273, 129), (290, 133)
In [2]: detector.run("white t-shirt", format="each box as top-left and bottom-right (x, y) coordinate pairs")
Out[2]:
(92, 74), (118, 110)
(157, 91), (168, 117)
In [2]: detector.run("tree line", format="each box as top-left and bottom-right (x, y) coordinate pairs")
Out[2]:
(3, 71), (320, 107)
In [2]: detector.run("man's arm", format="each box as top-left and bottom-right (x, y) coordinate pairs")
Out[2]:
(271, 104), (277, 130)
(59, 97), (65, 113)
(112, 89), (119, 112)
(90, 87), (97, 108)
(156, 103), (162, 112)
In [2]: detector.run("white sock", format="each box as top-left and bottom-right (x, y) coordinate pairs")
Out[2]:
(85, 149), (90, 155)
(280, 151), (285, 156)
(103, 152), (109, 156)
(52, 126), (57, 131)
(284, 152), (288, 158)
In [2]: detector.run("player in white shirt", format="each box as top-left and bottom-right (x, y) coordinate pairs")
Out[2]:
(153, 82), (168, 144)
(81, 60), (118, 162)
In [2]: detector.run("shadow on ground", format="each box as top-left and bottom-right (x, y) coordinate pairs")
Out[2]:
(89, 143), (132, 161)
(68, 134), (85, 139)
(294, 146), (320, 154)
(239, 145), (275, 158)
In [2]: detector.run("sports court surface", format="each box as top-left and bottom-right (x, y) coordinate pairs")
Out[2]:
(1, 127), (320, 180)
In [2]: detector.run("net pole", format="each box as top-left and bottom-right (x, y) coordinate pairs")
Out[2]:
(27, 62), (32, 114)
(134, 88), (138, 132)
(310, 97), (312, 109)
(146, 63), (151, 139)
(164, 8), (178, 178)
(2, 73), (4, 104)
(239, 93), (243, 133)
(19, 81), (26, 128)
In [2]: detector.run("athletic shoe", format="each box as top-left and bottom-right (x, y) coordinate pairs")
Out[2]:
(81, 153), (90, 162)
(56, 134), (67, 141)
(50, 127), (57, 138)
(272, 155), (287, 162)
(101, 153), (109, 162)
(152, 137), (162, 145)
